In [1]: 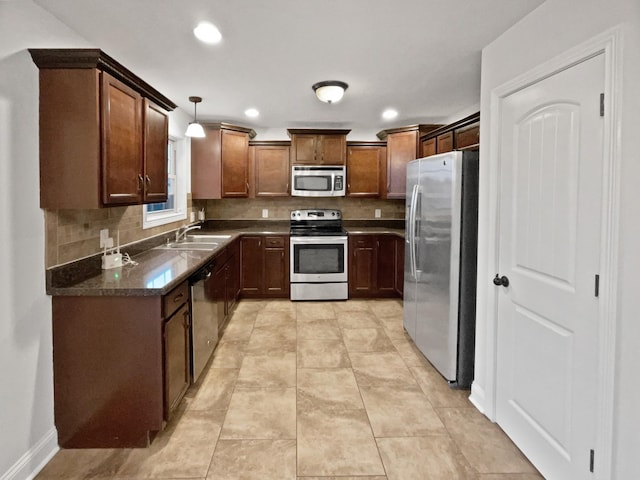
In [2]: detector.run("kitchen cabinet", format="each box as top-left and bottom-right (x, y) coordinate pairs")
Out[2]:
(249, 141), (291, 197)
(50, 279), (190, 448)
(30, 48), (175, 209)
(420, 112), (480, 157)
(241, 235), (290, 297)
(348, 234), (403, 298)
(191, 123), (257, 199)
(288, 129), (350, 165)
(421, 137), (437, 158)
(436, 131), (454, 154)
(377, 124), (440, 199)
(346, 142), (386, 197)
(164, 302), (190, 418)
(211, 238), (241, 334)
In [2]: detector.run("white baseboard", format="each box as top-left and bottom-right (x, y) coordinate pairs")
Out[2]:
(0, 428), (59, 480)
(469, 382), (489, 417)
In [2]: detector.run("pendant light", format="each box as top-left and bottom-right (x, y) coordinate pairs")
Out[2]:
(312, 81), (349, 104)
(185, 96), (205, 138)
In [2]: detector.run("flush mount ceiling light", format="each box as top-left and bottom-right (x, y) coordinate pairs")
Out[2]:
(193, 21), (222, 44)
(185, 96), (206, 138)
(382, 109), (398, 120)
(312, 80), (349, 104)
(244, 108), (259, 118)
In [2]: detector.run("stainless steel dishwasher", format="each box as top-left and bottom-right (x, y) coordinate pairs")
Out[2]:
(189, 260), (219, 382)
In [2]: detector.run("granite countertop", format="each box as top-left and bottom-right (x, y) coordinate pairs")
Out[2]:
(47, 221), (404, 297)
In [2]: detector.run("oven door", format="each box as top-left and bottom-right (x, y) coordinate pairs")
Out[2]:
(290, 235), (348, 283)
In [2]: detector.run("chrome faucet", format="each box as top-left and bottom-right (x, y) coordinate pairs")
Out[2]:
(175, 224), (201, 242)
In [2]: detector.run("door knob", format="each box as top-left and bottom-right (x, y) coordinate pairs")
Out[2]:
(493, 274), (509, 287)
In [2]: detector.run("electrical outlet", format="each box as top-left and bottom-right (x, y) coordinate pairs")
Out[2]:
(262, 209), (269, 218)
(374, 209), (381, 218)
(99, 229), (109, 248)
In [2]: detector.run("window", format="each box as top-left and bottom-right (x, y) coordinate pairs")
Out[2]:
(143, 137), (187, 229)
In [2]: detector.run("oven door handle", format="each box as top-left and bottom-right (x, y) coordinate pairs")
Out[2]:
(290, 236), (348, 244)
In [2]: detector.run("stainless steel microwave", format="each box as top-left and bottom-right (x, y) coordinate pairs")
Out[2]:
(291, 165), (346, 197)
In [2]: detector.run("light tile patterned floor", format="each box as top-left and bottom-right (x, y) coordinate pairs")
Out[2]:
(36, 299), (544, 480)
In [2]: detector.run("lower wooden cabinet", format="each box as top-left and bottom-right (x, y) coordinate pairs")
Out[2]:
(164, 302), (190, 418)
(241, 235), (290, 297)
(348, 234), (404, 298)
(395, 237), (405, 296)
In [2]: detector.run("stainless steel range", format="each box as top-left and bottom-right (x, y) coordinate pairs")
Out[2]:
(290, 209), (348, 301)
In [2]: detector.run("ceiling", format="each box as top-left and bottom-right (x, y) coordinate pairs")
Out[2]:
(34, 0), (544, 137)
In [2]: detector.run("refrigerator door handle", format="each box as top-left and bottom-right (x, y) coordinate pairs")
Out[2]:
(409, 184), (419, 277)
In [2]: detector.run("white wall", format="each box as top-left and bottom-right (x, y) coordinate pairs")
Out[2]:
(474, 0), (640, 478)
(0, 3), (88, 479)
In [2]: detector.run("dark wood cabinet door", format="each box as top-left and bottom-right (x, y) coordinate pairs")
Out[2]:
(221, 129), (249, 197)
(376, 236), (397, 294)
(101, 72), (143, 205)
(349, 236), (376, 296)
(263, 236), (289, 295)
(164, 303), (190, 419)
(347, 145), (383, 197)
(253, 145), (290, 196)
(436, 131), (454, 153)
(143, 99), (169, 203)
(226, 246), (241, 311)
(319, 134), (346, 165)
(191, 128), (222, 199)
(240, 236), (263, 294)
(395, 237), (405, 296)
(291, 134), (317, 164)
(385, 130), (417, 199)
(455, 122), (480, 150)
(421, 137), (437, 157)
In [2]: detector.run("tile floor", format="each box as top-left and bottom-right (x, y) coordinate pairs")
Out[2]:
(36, 299), (544, 480)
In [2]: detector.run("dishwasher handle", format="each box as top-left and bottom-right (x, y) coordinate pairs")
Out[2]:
(190, 261), (216, 284)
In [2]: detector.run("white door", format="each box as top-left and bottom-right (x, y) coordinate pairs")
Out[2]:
(496, 54), (604, 479)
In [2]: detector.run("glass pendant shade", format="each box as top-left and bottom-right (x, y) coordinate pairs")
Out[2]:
(185, 96), (206, 137)
(312, 81), (348, 104)
(185, 122), (205, 138)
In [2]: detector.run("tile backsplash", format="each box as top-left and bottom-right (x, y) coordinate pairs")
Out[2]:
(196, 197), (405, 221)
(45, 196), (197, 268)
(45, 196), (404, 268)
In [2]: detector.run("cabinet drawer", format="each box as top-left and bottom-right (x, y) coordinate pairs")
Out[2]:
(351, 236), (375, 248)
(163, 281), (189, 318)
(265, 236), (285, 248)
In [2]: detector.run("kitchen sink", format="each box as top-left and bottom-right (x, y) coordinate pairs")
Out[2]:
(154, 234), (231, 251)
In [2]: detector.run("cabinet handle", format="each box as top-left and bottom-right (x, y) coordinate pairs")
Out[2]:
(137, 174), (144, 192)
(246, 182), (249, 193)
(173, 292), (184, 303)
(145, 175), (151, 184)
(183, 310), (190, 328)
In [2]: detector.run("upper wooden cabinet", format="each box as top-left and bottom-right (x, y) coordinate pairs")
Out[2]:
(249, 141), (291, 197)
(420, 112), (480, 157)
(288, 129), (350, 165)
(191, 123), (256, 199)
(30, 49), (175, 209)
(377, 124), (440, 199)
(346, 142), (386, 197)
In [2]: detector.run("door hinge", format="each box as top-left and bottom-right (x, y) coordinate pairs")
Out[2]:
(595, 274), (600, 297)
(600, 93), (605, 117)
(590, 449), (595, 472)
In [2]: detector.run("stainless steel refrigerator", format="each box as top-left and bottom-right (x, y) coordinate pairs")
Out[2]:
(403, 150), (479, 388)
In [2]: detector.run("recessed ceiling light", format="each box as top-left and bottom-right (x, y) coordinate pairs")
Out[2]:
(382, 109), (398, 120)
(193, 22), (222, 44)
(245, 108), (259, 118)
